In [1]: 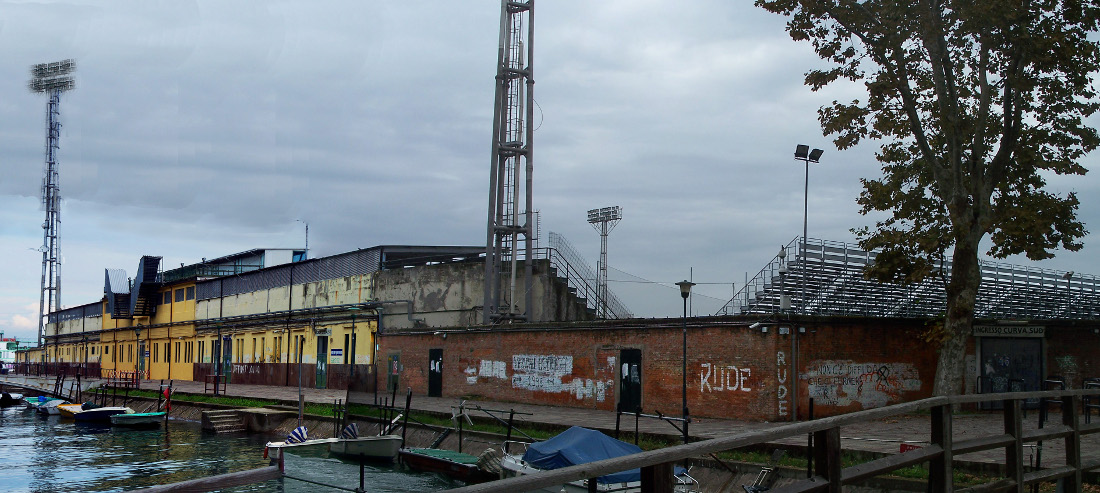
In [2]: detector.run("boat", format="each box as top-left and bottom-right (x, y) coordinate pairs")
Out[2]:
(35, 399), (70, 416)
(328, 434), (403, 462)
(265, 427), (337, 461)
(399, 447), (498, 484)
(110, 411), (166, 428)
(1, 392), (25, 407)
(57, 403), (85, 419)
(499, 426), (698, 493)
(74, 405), (134, 423)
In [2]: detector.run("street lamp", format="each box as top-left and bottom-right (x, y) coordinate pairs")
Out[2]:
(675, 280), (695, 444)
(794, 145), (823, 313)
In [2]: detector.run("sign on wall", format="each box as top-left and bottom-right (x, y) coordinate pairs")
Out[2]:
(973, 325), (1045, 338)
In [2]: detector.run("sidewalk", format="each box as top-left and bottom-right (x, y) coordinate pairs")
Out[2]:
(4, 375), (1095, 471)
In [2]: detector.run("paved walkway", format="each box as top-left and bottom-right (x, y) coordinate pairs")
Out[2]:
(4, 375), (1097, 472)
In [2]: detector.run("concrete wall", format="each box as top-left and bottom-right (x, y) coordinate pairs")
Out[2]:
(374, 259), (595, 330)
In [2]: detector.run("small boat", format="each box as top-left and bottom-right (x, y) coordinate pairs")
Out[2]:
(0, 392), (25, 407)
(35, 399), (70, 416)
(74, 405), (133, 423)
(265, 426), (338, 461)
(399, 447), (498, 484)
(57, 403), (85, 419)
(500, 426), (698, 492)
(328, 435), (403, 462)
(110, 411), (166, 428)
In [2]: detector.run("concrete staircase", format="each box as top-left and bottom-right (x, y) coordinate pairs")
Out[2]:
(202, 410), (246, 434)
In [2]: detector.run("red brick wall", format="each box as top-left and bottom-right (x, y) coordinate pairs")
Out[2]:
(378, 318), (1092, 422)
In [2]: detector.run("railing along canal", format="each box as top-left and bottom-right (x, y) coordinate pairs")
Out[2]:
(449, 389), (1100, 493)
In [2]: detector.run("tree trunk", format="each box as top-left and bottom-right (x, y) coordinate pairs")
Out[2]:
(933, 239), (982, 396)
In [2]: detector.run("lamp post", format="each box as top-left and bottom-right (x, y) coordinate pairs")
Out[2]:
(794, 145), (823, 314)
(675, 280), (695, 444)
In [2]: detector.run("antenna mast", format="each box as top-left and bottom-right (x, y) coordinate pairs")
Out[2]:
(29, 59), (75, 349)
(484, 0), (535, 324)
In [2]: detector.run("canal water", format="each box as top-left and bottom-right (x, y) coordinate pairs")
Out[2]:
(0, 404), (461, 492)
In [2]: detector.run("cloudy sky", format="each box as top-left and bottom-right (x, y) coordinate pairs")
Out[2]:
(2, 1), (1098, 342)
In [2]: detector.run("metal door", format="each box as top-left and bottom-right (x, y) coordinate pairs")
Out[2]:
(979, 337), (1043, 409)
(428, 349), (443, 397)
(316, 336), (328, 389)
(619, 349), (642, 413)
(222, 336), (233, 383)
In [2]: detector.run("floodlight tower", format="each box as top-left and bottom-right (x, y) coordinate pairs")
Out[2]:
(29, 59), (75, 350)
(484, 0), (535, 324)
(587, 206), (622, 318)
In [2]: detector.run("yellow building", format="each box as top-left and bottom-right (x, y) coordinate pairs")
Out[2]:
(28, 246), (489, 391)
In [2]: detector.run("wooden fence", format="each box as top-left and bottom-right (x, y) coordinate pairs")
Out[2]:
(449, 389), (1100, 493)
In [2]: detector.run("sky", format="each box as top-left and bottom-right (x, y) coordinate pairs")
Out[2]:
(2, 1), (1099, 342)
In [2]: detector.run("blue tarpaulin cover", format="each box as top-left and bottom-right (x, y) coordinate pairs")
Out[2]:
(521, 426), (642, 484)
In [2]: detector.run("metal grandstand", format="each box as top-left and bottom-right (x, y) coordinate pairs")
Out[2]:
(716, 237), (1100, 319)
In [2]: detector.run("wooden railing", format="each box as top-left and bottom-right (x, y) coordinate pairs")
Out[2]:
(449, 389), (1100, 493)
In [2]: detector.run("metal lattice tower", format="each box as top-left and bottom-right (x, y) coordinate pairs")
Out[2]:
(484, 0), (535, 324)
(29, 59), (75, 349)
(587, 207), (622, 319)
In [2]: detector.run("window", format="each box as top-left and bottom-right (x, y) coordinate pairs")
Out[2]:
(260, 337), (265, 363)
(252, 338), (257, 364)
(186, 286), (195, 300)
(154, 343), (159, 363)
(198, 341), (205, 363)
(292, 250), (306, 262)
(163, 292), (172, 304)
(175, 342), (181, 363)
(129, 344), (133, 363)
(274, 337), (281, 363)
(164, 342), (169, 363)
(175, 289), (185, 302)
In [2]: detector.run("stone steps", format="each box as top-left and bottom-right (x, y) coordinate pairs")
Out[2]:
(202, 410), (246, 434)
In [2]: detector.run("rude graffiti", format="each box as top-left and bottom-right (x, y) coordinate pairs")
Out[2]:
(777, 351), (790, 417)
(699, 363), (752, 393)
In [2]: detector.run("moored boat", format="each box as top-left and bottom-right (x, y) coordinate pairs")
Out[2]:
(500, 426), (699, 493)
(74, 406), (133, 423)
(110, 411), (165, 428)
(328, 434), (403, 462)
(1, 392), (25, 407)
(35, 399), (69, 416)
(399, 447), (498, 484)
(57, 403), (84, 419)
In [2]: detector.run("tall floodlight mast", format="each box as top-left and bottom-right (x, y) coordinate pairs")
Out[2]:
(587, 206), (622, 319)
(29, 59), (75, 350)
(484, 0), (535, 324)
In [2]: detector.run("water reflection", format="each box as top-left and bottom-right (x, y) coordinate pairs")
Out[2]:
(1, 405), (458, 492)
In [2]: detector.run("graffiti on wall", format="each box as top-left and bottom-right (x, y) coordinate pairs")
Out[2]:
(803, 360), (920, 408)
(462, 354), (612, 402)
(777, 351), (790, 417)
(699, 363), (752, 393)
(512, 354), (573, 392)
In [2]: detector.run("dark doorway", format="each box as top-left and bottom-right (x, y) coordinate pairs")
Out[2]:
(222, 337), (233, 383)
(619, 349), (642, 413)
(428, 348), (443, 397)
(979, 337), (1043, 409)
(316, 336), (329, 389)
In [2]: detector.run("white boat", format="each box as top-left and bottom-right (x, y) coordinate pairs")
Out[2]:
(265, 437), (339, 461)
(35, 399), (70, 415)
(328, 434), (402, 462)
(500, 427), (699, 493)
